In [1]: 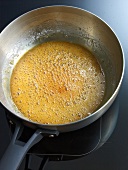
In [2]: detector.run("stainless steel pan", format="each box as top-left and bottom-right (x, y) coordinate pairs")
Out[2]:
(0, 6), (124, 170)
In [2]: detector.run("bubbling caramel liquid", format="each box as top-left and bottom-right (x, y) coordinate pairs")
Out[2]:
(10, 41), (105, 124)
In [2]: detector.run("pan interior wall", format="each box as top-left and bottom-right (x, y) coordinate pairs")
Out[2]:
(2, 19), (116, 118)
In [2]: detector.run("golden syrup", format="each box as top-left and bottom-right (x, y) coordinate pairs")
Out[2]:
(10, 41), (105, 124)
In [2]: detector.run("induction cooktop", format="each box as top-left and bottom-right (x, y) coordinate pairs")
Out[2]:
(1, 96), (119, 170)
(0, 0), (128, 170)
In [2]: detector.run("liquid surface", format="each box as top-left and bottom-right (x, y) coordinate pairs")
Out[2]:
(10, 41), (105, 125)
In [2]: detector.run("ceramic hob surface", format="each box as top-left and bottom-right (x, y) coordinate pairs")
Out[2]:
(0, 0), (128, 170)
(6, 97), (118, 157)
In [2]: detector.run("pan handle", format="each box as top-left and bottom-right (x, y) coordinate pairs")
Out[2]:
(0, 122), (59, 170)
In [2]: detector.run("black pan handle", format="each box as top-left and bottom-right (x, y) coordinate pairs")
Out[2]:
(0, 122), (59, 170)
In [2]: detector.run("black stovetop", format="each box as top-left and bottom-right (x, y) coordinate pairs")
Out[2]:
(0, 0), (128, 170)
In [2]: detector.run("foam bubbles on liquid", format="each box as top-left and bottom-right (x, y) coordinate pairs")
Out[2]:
(10, 41), (105, 124)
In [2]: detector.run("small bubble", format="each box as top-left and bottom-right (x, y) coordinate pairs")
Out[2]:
(87, 112), (91, 116)
(17, 92), (20, 95)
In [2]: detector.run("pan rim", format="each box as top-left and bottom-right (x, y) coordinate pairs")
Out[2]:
(0, 5), (125, 130)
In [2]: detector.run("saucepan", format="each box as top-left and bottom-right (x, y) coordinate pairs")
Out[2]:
(0, 6), (124, 170)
